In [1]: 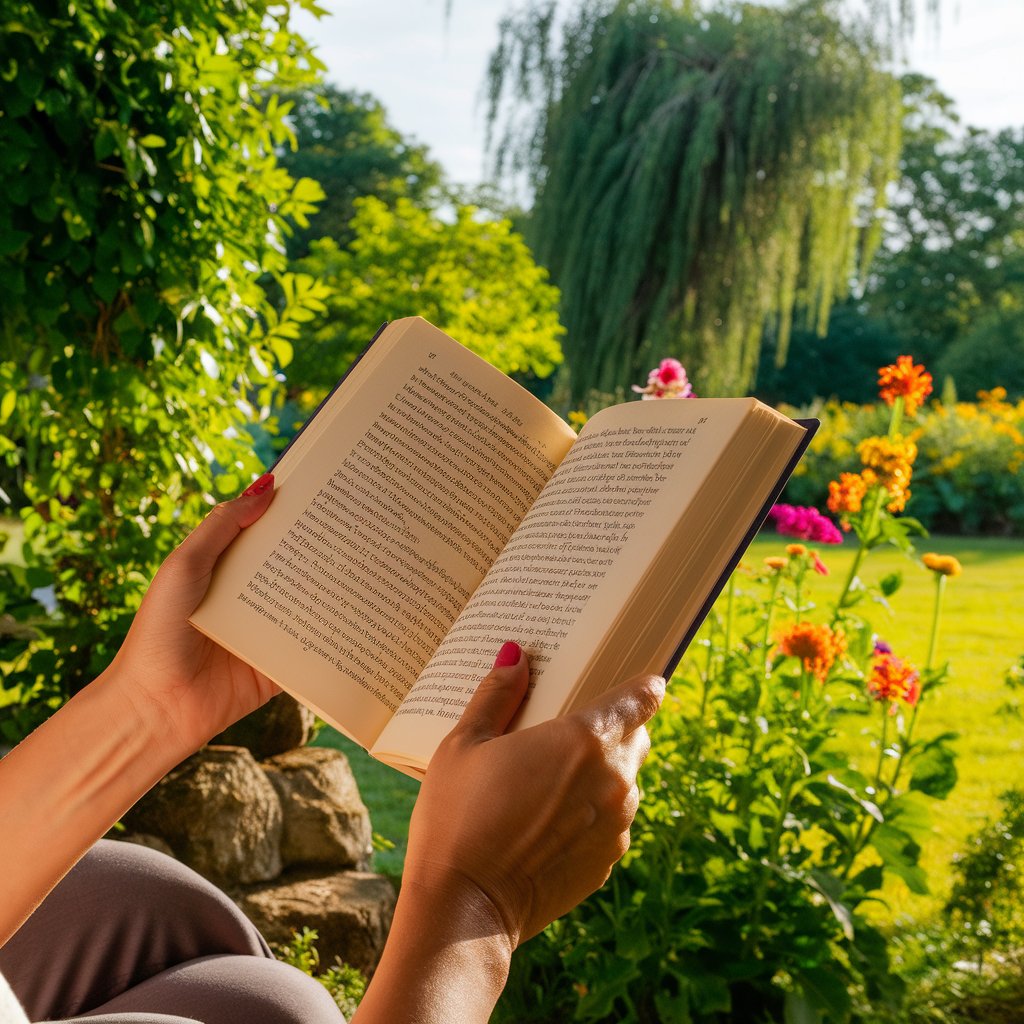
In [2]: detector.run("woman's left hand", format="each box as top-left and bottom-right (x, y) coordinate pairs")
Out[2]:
(106, 474), (280, 758)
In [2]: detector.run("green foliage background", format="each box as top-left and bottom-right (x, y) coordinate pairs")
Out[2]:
(0, 0), (331, 737)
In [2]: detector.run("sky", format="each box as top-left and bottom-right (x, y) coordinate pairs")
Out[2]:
(292, 0), (1024, 186)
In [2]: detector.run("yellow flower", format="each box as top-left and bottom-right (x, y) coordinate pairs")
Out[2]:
(857, 436), (916, 512)
(922, 553), (962, 577)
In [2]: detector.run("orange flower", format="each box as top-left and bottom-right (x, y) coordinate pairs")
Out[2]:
(827, 472), (868, 517)
(764, 556), (788, 571)
(878, 356), (933, 417)
(786, 544), (807, 557)
(776, 622), (846, 682)
(867, 651), (920, 707)
(922, 552), (963, 577)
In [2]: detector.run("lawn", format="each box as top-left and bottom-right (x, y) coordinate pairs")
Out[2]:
(317, 533), (1024, 926)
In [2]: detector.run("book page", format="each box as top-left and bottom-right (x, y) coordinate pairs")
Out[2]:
(371, 398), (766, 769)
(191, 319), (576, 749)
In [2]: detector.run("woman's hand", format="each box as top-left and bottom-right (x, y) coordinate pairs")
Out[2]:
(106, 473), (280, 758)
(408, 642), (664, 946)
(356, 644), (664, 1023)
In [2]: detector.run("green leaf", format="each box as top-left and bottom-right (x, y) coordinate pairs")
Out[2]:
(0, 390), (16, 424)
(0, 228), (32, 256)
(138, 134), (166, 147)
(909, 740), (958, 799)
(870, 824), (929, 894)
(93, 270), (119, 304)
(796, 965), (853, 1019)
(879, 571), (902, 596)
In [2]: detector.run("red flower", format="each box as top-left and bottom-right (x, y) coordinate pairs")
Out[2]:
(867, 650), (920, 707)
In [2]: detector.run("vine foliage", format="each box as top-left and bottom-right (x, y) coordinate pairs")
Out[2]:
(0, 0), (330, 738)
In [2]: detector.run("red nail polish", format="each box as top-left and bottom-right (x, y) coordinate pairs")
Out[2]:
(492, 641), (521, 669)
(242, 473), (274, 497)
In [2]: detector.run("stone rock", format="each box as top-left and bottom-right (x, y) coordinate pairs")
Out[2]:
(124, 745), (282, 887)
(210, 693), (316, 759)
(234, 869), (396, 976)
(261, 747), (372, 871)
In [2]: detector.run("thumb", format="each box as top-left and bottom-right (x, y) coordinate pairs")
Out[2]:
(453, 642), (530, 743)
(172, 473), (276, 580)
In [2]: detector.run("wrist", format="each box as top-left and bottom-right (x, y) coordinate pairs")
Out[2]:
(99, 656), (201, 767)
(355, 873), (513, 1024)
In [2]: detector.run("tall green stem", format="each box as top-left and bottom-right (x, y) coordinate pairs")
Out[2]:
(724, 574), (736, 659)
(843, 701), (891, 876)
(925, 573), (946, 673)
(762, 573), (782, 670)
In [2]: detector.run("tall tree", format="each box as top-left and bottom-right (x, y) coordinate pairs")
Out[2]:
(486, 0), (902, 402)
(276, 85), (444, 257)
(0, 0), (328, 737)
(864, 75), (1024, 369)
(290, 196), (564, 402)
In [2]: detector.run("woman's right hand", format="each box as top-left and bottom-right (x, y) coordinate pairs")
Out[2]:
(404, 642), (665, 949)
(353, 644), (664, 1023)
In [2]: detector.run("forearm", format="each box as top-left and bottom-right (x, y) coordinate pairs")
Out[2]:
(353, 879), (514, 1024)
(0, 667), (184, 946)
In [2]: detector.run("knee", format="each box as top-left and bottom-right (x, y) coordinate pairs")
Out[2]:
(146, 955), (346, 1024)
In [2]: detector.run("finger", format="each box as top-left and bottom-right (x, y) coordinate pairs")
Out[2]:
(172, 473), (276, 579)
(452, 642), (530, 743)
(574, 673), (666, 743)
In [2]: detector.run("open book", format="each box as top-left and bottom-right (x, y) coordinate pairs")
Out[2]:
(191, 318), (816, 777)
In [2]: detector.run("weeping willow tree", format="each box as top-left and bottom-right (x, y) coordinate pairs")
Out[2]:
(485, 0), (903, 401)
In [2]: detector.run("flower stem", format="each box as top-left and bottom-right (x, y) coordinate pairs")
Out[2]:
(925, 573), (946, 673)
(762, 574), (781, 670)
(888, 394), (905, 439)
(833, 486), (885, 624)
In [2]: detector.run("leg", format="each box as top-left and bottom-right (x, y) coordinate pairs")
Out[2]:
(66, 955), (342, 1024)
(0, 840), (338, 1023)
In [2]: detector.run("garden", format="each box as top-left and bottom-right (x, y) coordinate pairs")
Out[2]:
(2, 0), (1023, 1021)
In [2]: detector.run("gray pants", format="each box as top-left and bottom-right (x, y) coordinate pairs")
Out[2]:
(0, 840), (344, 1024)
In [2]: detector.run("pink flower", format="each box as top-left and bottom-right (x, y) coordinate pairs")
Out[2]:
(768, 504), (843, 545)
(813, 553), (829, 575)
(632, 359), (695, 400)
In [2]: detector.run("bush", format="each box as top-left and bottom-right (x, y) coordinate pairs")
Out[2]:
(272, 927), (367, 1018)
(783, 390), (1024, 535)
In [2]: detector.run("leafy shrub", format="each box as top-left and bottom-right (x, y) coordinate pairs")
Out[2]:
(0, 0), (329, 738)
(783, 390), (1024, 535)
(273, 927), (367, 1018)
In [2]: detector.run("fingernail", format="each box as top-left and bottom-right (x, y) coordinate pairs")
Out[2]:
(242, 473), (274, 497)
(492, 641), (521, 669)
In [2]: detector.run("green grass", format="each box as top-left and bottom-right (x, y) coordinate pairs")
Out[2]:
(746, 533), (1024, 923)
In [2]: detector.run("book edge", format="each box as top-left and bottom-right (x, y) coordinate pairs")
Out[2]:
(659, 416), (820, 678)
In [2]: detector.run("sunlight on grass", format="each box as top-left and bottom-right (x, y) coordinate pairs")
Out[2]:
(745, 534), (1024, 924)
